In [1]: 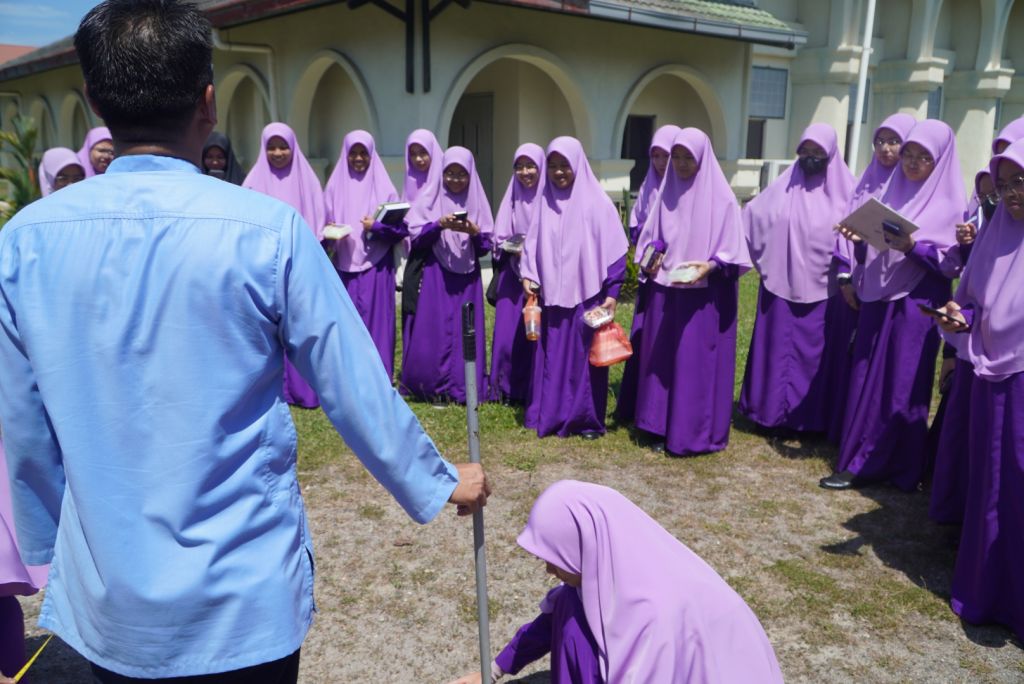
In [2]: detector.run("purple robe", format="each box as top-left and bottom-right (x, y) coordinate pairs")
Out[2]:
(495, 584), (601, 683)
(835, 272), (948, 489)
(950, 370), (1024, 642)
(339, 251), (401, 380)
(525, 258), (625, 437)
(738, 283), (830, 431)
(488, 254), (533, 403)
(614, 280), (651, 424)
(928, 358), (974, 523)
(399, 226), (489, 403)
(625, 275), (739, 454)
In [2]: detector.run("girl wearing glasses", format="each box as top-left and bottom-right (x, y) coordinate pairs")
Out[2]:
(826, 113), (916, 444)
(38, 147), (86, 196)
(823, 120), (964, 491)
(739, 124), (856, 436)
(401, 147), (493, 404)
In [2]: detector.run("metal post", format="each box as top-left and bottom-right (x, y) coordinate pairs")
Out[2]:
(848, 0), (877, 172)
(461, 301), (491, 682)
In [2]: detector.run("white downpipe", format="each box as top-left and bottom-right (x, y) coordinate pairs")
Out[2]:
(848, 0), (877, 172)
(211, 30), (278, 120)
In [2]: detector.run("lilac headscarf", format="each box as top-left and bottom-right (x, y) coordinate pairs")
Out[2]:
(243, 123), (326, 240)
(636, 128), (750, 287)
(324, 130), (399, 272)
(992, 116), (1024, 154)
(76, 126), (111, 177)
(954, 140), (1024, 381)
(744, 123), (856, 303)
(853, 120), (965, 302)
(37, 147), (83, 197)
(629, 124), (682, 231)
(401, 128), (443, 205)
(517, 481), (783, 684)
(405, 146), (494, 274)
(492, 144), (545, 276)
(520, 137), (629, 308)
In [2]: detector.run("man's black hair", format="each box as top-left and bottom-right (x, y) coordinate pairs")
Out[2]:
(74, 0), (214, 142)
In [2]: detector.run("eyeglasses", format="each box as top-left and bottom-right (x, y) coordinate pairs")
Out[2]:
(900, 152), (934, 166)
(93, 146), (115, 157)
(978, 191), (1000, 204)
(873, 137), (901, 148)
(444, 171), (469, 181)
(995, 174), (1024, 198)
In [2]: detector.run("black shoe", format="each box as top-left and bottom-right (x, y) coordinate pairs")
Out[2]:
(819, 471), (856, 490)
(580, 431), (601, 441)
(650, 441), (666, 454)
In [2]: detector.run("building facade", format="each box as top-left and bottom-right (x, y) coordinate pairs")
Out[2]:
(0, 0), (1019, 200)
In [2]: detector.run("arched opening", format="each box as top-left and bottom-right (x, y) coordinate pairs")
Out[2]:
(290, 51), (375, 181)
(218, 65), (272, 171)
(440, 45), (590, 203)
(615, 67), (725, 192)
(59, 92), (91, 149)
(27, 97), (55, 153)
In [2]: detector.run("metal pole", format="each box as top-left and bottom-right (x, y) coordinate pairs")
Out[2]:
(848, 0), (877, 172)
(461, 301), (491, 682)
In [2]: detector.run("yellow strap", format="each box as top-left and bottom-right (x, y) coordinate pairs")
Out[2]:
(14, 634), (53, 683)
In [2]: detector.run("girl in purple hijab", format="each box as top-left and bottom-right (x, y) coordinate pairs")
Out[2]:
(243, 122), (327, 408)
(822, 120), (964, 490)
(400, 146), (493, 404)
(323, 130), (404, 378)
(38, 147), (85, 196)
(77, 126), (113, 177)
(739, 123), (856, 434)
(449, 480), (783, 683)
(1, 439), (49, 679)
(616, 128), (750, 456)
(992, 116), (1024, 154)
(933, 139), (1024, 642)
(617, 124), (682, 423)
(628, 124), (680, 245)
(827, 112), (916, 443)
(488, 143), (544, 404)
(399, 129), (445, 315)
(520, 137), (628, 439)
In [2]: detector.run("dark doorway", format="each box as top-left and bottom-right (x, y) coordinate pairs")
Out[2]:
(621, 114), (655, 192)
(449, 93), (495, 202)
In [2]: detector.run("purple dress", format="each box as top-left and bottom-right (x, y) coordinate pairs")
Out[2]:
(950, 370), (1024, 641)
(614, 279), (651, 424)
(488, 252), (533, 403)
(928, 358), (974, 523)
(525, 258), (625, 437)
(399, 222), (489, 403)
(738, 284), (831, 431)
(495, 584), (601, 683)
(824, 255), (860, 443)
(626, 272), (740, 455)
(336, 224), (406, 379)
(835, 263), (949, 490)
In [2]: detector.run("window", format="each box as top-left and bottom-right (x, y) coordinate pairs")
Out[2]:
(746, 119), (766, 159)
(749, 66), (788, 119)
(927, 87), (943, 120)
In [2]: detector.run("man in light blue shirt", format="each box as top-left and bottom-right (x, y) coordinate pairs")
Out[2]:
(0, 1), (489, 680)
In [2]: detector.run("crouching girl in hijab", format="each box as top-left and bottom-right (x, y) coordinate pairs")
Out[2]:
(448, 480), (783, 683)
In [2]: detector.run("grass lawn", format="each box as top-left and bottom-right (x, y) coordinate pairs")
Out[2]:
(281, 271), (1024, 682)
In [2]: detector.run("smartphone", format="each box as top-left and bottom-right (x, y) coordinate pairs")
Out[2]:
(452, 210), (469, 221)
(917, 302), (962, 326)
(882, 220), (903, 237)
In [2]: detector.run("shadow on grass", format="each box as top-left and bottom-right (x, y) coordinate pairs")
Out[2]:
(824, 482), (1022, 650)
